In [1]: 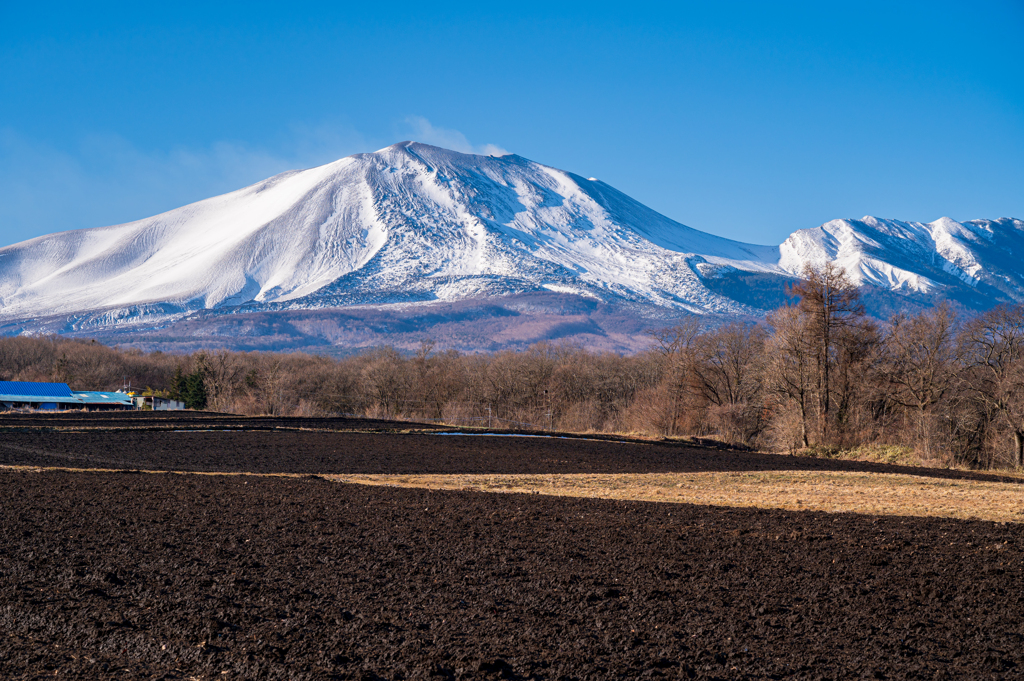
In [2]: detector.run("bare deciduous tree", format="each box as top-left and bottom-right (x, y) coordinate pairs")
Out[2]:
(879, 303), (961, 456)
(961, 306), (1024, 468)
(763, 306), (815, 447)
(789, 263), (868, 445)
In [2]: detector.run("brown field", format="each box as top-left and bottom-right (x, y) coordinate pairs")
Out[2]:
(4, 464), (1023, 524)
(2, 411), (1021, 525)
(3, 413), (1024, 678)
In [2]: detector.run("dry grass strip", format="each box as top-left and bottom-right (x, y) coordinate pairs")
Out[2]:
(333, 471), (1024, 524)
(3, 464), (1022, 524)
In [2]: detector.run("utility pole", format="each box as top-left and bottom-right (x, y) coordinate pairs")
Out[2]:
(544, 390), (552, 431)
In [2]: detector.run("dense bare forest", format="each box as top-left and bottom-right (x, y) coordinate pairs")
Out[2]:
(4, 264), (1024, 469)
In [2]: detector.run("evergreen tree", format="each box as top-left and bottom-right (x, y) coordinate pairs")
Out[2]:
(183, 369), (208, 410)
(170, 365), (185, 401)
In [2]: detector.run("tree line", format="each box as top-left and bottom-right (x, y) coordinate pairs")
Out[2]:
(2, 263), (1024, 469)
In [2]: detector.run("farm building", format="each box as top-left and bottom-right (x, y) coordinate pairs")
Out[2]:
(132, 395), (186, 411)
(74, 391), (135, 410)
(0, 381), (134, 411)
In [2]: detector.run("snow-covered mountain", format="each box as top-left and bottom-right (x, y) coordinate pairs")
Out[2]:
(779, 216), (1024, 306)
(0, 141), (1021, 349)
(0, 142), (781, 324)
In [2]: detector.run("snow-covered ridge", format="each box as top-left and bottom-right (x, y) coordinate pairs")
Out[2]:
(0, 141), (1021, 334)
(779, 215), (1024, 300)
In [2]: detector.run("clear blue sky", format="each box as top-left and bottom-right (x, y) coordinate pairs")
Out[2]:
(2, 1), (1022, 247)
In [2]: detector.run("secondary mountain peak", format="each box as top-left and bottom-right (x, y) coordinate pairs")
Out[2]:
(778, 215), (1024, 301)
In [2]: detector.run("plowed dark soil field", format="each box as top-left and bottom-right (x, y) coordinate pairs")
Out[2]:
(0, 411), (431, 432)
(2, 415), (1023, 679)
(3, 471), (1024, 680)
(0, 413), (1017, 483)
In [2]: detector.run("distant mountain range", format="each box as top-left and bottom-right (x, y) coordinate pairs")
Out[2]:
(0, 142), (1020, 353)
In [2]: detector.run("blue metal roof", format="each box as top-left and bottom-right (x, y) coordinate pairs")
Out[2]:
(73, 391), (134, 405)
(0, 382), (133, 408)
(0, 381), (73, 397)
(0, 394), (82, 404)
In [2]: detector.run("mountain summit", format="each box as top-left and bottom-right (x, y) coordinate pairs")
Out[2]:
(0, 142), (1021, 350)
(0, 142), (781, 320)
